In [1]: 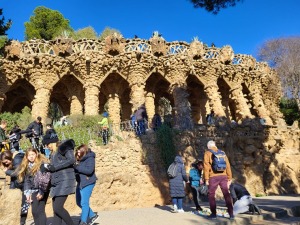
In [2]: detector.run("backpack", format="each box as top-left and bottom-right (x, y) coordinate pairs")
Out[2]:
(167, 162), (178, 178)
(209, 149), (227, 172)
(34, 170), (51, 192)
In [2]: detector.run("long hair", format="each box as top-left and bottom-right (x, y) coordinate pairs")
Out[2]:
(75, 144), (90, 161)
(17, 148), (48, 182)
(0, 150), (13, 169)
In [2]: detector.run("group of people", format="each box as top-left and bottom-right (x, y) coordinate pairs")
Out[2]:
(130, 105), (163, 136)
(0, 117), (44, 153)
(168, 140), (261, 220)
(0, 117), (99, 225)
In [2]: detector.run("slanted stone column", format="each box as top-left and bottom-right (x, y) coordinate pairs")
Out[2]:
(249, 91), (273, 125)
(230, 86), (253, 121)
(130, 83), (145, 113)
(107, 93), (121, 125)
(172, 86), (194, 130)
(84, 84), (99, 115)
(204, 83), (226, 117)
(31, 88), (51, 120)
(70, 95), (83, 115)
(145, 92), (155, 123)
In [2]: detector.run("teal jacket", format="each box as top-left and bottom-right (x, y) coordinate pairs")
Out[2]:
(189, 167), (202, 187)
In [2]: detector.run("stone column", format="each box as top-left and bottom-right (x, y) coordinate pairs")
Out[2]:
(145, 92), (155, 123)
(249, 91), (273, 125)
(70, 95), (83, 115)
(107, 93), (121, 125)
(130, 83), (145, 113)
(0, 93), (6, 112)
(230, 86), (253, 121)
(204, 83), (226, 117)
(84, 84), (99, 115)
(172, 86), (194, 130)
(31, 88), (51, 120)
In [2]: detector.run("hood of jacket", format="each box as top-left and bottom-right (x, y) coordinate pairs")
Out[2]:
(174, 155), (183, 164)
(58, 139), (75, 155)
(80, 150), (95, 162)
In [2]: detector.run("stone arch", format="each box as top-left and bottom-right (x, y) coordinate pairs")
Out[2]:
(217, 77), (236, 121)
(241, 83), (258, 117)
(99, 73), (131, 124)
(50, 74), (84, 116)
(2, 79), (35, 113)
(186, 74), (207, 124)
(145, 72), (173, 121)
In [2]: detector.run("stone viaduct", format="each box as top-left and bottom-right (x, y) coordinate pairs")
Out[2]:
(0, 33), (282, 125)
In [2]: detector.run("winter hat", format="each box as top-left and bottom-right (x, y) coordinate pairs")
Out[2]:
(42, 132), (59, 145)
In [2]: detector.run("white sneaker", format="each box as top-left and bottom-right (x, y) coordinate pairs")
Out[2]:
(173, 205), (178, 213)
(178, 209), (185, 213)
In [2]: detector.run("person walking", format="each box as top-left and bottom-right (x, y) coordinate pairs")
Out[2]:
(0, 150), (28, 225)
(203, 140), (234, 220)
(17, 148), (50, 225)
(169, 155), (188, 213)
(189, 160), (204, 211)
(41, 139), (76, 225)
(230, 182), (261, 215)
(75, 144), (99, 225)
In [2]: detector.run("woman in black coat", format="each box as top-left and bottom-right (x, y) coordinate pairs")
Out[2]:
(75, 144), (98, 225)
(169, 155), (188, 213)
(42, 139), (76, 225)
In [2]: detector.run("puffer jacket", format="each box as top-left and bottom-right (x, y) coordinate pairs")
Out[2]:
(169, 156), (188, 198)
(75, 151), (97, 189)
(49, 139), (76, 197)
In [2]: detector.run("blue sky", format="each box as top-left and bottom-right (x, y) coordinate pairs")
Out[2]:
(1, 0), (300, 57)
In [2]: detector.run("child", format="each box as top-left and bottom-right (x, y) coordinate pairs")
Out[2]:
(75, 144), (99, 225)
(17, 148), (50, 225)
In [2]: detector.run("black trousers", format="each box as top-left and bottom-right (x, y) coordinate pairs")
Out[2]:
(191, 186), (201, 209)
(31, 191), (49, 225)
(52, 195), (74, 225)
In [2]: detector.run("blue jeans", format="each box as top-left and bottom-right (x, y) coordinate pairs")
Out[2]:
(172, 197), (183, 210)
(76, 183), (96, 223)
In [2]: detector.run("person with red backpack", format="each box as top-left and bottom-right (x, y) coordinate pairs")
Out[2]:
(203, 140), (234, 220)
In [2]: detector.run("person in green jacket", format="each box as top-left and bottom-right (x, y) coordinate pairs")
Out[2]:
(98, 112), (109, 145)
(0, 120), (9, 152)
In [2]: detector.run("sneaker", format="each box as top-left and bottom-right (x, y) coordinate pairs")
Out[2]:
(88, 213), (99, 225)
(79, 222), (88, 225)
(172, 204), (178, 213)
(229, 215), (235, 220)
(207, 214), (217, 219)
(196, 206), (203, 211)
(178, 209), (185, 213)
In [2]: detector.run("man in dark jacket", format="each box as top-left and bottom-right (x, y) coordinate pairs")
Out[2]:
(230, 182), (261, 215)
(26, 116), (43, 149)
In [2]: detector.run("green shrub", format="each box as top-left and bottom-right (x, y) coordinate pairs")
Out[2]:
(156, 123), (177, 169)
